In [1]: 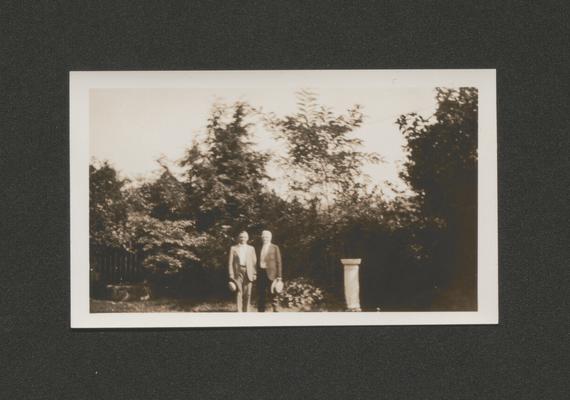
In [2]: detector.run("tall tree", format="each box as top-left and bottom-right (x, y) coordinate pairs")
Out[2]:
(268, 90), (381, 211)
(397, 87), (478, 220)
(89, 161), (130, 249)
(180, 101), (271, 233)
(397, 87), (478, 309)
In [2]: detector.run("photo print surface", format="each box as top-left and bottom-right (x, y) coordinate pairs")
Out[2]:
(70, 70), (497, 327)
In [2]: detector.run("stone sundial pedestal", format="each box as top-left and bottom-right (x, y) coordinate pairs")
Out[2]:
(341, 258), (362, 312)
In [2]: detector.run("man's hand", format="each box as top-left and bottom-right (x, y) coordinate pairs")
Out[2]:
(252, 273), (257, 281)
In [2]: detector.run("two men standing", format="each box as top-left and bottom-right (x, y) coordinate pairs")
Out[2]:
(228, 230), (282, 312)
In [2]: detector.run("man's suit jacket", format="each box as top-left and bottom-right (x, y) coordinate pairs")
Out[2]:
(228, 244), (257, 282)
(258, 243), (282, 281)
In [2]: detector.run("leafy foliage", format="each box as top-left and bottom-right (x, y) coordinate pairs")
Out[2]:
(135, 160), (188, 221)
(90, 161), (206, 279)
(125, 213), (206, 275)
(89, 161), (130, 249)
(176, 102), (275, 277)
(276, 278), (325, 310)
(398, 87), (478, 219)
(267, 90), (381, 208)
(397, 87), (478, 308)
(180, 102), (271, 233)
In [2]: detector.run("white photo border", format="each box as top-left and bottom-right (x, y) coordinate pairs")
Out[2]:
(70, 70), (498, 328)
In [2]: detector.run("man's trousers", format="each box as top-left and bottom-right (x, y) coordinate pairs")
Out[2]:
(235, 266), (252, 312)
(257, 271), (278, 312)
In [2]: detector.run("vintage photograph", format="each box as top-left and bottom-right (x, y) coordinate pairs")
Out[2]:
(70, 70), (497, 327)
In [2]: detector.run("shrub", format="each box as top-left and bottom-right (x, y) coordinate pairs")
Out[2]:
(126, 213), (207, 276)
(276, 278), (325, 310)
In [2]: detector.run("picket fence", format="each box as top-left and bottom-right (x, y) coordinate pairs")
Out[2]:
(90, 247), (144, 284)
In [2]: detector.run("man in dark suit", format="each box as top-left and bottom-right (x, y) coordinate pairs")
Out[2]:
(228, 231), (257, 312)
(257, 230), (282, 312)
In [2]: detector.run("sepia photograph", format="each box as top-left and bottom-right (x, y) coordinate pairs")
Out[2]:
(6, 1), (567, 397)
(70, 70), (497, 327)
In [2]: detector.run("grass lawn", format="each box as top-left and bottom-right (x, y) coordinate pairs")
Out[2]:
(90, 298), (344, 313)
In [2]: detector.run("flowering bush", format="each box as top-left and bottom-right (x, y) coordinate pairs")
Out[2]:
(276, 278), (325, 310)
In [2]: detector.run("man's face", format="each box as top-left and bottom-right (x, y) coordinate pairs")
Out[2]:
(239, 232), (248, 244)
(261, 232), (272, 244)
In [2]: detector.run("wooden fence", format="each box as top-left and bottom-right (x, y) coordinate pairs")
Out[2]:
(90, 247), (144, 284)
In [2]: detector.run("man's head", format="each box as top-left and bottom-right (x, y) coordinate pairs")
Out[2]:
(261, 230), (272, 244)
(238, 231), (249, 244)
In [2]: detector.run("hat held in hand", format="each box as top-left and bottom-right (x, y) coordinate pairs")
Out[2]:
(271, 278), (284, 294)
(228, 278), (240, 293)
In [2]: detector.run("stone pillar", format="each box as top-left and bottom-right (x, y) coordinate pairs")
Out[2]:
(341, 258), (362, 311)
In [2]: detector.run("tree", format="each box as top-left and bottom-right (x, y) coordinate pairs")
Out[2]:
(397, 87), (478, 309)
(136, 159), (188, 221)
(262, 90), (385, 289)
(180, 102), (271, 233)
(397, 87), (477, 220)
(89, 161), (130, 249)
(267, 90), (381, 210)
(178, 102), (272, 279)
(90, 160), (206, 281)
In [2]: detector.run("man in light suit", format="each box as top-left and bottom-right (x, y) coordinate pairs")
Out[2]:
(257, 230), (282, 312)
(228, 231), (257, 312)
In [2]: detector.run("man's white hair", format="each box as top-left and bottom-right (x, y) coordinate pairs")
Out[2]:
(261, 230), (272, 236)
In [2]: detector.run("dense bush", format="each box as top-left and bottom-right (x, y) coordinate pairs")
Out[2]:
(125, 213), (206, 275)
(276, 278), (325, 310)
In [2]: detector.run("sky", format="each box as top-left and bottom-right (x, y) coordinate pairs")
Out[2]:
(90, 87), (438, 196)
